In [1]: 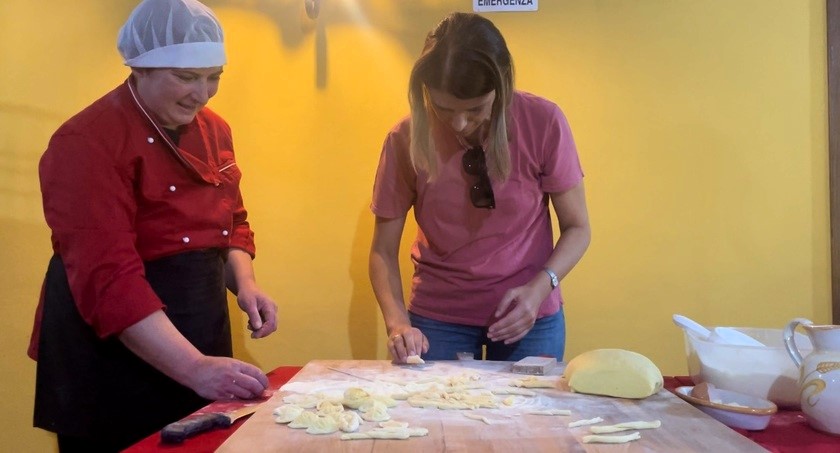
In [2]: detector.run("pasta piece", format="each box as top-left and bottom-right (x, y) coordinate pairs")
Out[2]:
(590, 420), (661, 433)
(568, 417), (604, 428)
(341, 430), (409, 440)
(272, 404), (304, 424)
(335, 411), (363, 433)
(582, 432), (641, 444)
(288, 411), (319, 429)
(463, 413), (497, 425)
(305, 416), (339, 435)
(407, 390), (498, 410)
(360, 400), (391, 422)
(315, 400), (344, 416)
(341, 427), (429, 440)
(510, 376), (555, 388)
(342, 387), (370, 409)
(406, 355), (425, 364)
(491, 387), (536, 396)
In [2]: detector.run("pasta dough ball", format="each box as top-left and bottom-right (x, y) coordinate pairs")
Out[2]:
(343, 387), (370, 409)
(563, 349), (663, 399)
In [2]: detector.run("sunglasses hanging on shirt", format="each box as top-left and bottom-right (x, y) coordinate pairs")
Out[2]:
(462, 147), (496, 209)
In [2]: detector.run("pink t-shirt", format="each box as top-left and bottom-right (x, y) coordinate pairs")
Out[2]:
(371, 91), (583, 327)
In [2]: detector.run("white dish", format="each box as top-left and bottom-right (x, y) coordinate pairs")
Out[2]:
(675, 386), (777, 431)
(681, 327), (812, 408)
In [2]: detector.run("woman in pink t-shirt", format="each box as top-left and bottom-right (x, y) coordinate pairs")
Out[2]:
(370, 12), (590, 364)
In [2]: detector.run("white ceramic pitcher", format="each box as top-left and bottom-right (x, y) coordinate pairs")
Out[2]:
(783, 318), (840, 436)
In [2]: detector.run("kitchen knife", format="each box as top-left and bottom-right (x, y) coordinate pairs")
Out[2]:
(160, 403), (262, 443)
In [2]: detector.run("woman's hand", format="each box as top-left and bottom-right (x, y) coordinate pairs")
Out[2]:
(236, 284), (277, 339)
(387, 325), (429, 363)
(488, 281), (549, 344)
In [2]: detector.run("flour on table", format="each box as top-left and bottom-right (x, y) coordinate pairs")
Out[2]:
(528, 409), (572, 416)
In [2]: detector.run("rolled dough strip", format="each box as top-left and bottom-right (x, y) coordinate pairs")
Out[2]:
(528, 409), (572, 416)
(582, 432), (641, 444)
(340, 427), (429, 440)
(463, 413), (497, 425)
(341, 430), (410, 440)
(568, 416), (604, 428)
(589, 420), (661, 433)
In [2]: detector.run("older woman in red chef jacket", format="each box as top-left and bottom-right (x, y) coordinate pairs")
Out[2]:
(27, 1), (278, 451)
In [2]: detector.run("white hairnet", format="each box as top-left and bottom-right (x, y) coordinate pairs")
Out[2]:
(118, 0), (225, 68)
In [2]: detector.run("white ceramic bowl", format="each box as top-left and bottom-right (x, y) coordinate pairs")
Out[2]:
(675, 386), (777, 430)
(682, 327), (812, 408)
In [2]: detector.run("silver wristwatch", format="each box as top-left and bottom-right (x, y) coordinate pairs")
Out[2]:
(544, 268), (559, 289)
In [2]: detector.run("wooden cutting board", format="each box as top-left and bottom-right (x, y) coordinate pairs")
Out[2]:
(217, 360), (767, 453)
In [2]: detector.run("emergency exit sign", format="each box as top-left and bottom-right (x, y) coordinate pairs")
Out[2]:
(473, 0), (538, 12)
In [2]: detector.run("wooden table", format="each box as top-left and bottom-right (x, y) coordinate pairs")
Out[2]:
(125, 363), (840, 453)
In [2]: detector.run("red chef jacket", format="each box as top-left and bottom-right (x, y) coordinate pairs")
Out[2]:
(28, 77), (255, 359)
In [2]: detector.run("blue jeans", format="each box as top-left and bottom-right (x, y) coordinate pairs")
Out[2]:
(408, 310), (565, 361)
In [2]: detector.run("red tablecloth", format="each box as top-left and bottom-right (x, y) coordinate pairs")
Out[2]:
(125, 369), (840, 452)
(664, 376), (839, 453)
(125, 367), (301, 453)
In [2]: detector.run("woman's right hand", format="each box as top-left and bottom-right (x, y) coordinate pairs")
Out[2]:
(186, 356), (269, 401)
(387, 326), (429, 363)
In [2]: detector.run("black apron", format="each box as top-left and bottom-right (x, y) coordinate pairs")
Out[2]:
(33, 249), (232, 450)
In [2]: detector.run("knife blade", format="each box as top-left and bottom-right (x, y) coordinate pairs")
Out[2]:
(160, 403), (262, 443)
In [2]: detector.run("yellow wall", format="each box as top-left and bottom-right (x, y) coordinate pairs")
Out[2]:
(0, 0), (829, 450)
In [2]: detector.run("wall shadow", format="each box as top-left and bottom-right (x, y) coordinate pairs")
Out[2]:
(346, 204), (379, 359)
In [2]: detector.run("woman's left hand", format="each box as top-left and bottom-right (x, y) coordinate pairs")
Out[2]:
(487, 282), (548, 344)
(237, 284), (278, 339)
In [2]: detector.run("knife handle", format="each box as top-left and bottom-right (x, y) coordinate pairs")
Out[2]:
(160, 413), (229, 443)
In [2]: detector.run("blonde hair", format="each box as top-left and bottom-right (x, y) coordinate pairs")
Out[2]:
(408, 12), (514, 181)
